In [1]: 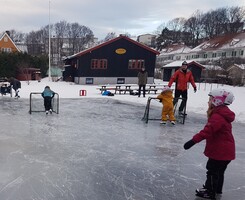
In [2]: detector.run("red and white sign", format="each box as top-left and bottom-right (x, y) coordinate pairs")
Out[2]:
(80, 90), (87, 96)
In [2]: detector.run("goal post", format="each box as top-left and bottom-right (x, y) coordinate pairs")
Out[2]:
(29, 92), (59, 114)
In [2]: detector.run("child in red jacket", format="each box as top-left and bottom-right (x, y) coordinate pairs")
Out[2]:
(184, 88), (235, 200)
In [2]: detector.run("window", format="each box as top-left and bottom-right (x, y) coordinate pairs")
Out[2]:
(86, 78), (93, 84)
(3, 36), (8, 42)
(1, 48), (12, 52)
(222, 52), (226, 57)
(117, 78), (125, 84)
(128, 59), (145, 69)
(91, 59), (107, 69)
(212, 53), (216, 58)
(232, 51), (237, 57)
(203, 54), (207, 58)
(240, 50), (244, 56)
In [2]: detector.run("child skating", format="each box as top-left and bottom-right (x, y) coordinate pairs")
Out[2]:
(184, 88), (235, 199)
(41, 86), (55, 114)
(157, 86), (176, 125)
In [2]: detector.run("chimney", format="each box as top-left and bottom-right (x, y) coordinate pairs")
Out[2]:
(6, 30), (10, 36)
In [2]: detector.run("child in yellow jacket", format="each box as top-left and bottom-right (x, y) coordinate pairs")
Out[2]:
(157, 86), (176, 125)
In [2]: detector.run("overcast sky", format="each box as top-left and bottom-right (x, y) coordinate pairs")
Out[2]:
(1, 0), (244, 40)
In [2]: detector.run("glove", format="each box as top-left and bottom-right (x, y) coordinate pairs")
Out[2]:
(184, 139), (195, 150)
(194, 88), (197, 93)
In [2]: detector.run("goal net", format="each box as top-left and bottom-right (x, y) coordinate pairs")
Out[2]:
(29, 92), (59, 114)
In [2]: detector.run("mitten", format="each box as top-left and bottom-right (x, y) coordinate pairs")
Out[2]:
(184, 139), (195, 150)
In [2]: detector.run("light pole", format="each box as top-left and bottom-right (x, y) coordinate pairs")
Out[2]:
(48, 0), (51, 81)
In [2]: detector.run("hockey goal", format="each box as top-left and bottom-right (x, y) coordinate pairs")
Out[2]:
(29, 92), (59, 114)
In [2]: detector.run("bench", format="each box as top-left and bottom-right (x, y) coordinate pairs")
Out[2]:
(115, 85), (133, 94)
(145, 85), (159, 94)
(98, 85), (117, 94)
(98, 85), (159, 95)
(145, 88), (158, 94)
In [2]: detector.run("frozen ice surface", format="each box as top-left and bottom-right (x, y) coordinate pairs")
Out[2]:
(0, 97), (244, 200)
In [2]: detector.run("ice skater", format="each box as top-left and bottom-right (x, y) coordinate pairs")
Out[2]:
(41, 86), (55, 114)
(9, 77), (21, 98)
(157, 86), (176, 125)
(183, 88), (235, 199)
(168, 61), (197, 115)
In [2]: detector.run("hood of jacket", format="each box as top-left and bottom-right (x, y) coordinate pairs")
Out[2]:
(212, 105), (235, 123)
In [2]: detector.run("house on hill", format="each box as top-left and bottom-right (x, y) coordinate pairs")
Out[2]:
(157, 43), (192, 66)
(156, 31), (245, 66)
(0, 31), (20, 53)
(161, 60), (205, 82)
(227, 64), (245, 85)
(188, 32), (245, 61)
(63, 35), (160, 85)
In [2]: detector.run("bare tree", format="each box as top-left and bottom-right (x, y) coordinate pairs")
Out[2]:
(184, 10), (204, 47)
(54, 21), (69, 64)
(202, 9), (226, 38)
(103, 32), (117, 42)
(67, 22), (94, 54)
(166, 18), (186, 43)
(226, 6), (245, 33)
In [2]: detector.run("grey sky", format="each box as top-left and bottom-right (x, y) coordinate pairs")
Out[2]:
(0, 0), (244, 40)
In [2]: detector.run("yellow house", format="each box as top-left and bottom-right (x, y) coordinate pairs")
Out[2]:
(0, 31), (20, 53)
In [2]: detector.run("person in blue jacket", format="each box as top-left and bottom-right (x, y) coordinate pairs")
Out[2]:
(41, 86), (55, 114)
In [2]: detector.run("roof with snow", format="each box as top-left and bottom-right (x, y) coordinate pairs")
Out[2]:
(160, 43), (192, 55)
(162, 60), (205, 69)
(190, 31), (245, 52)
(67, 35), (159, 59)
(228, 64), (245, 71)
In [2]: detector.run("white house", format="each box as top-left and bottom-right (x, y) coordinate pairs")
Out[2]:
(157, 31), (245, 66)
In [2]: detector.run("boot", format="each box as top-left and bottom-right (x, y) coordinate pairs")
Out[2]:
(196, 188), (216, 200)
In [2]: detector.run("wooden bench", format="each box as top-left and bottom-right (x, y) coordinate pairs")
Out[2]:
(145, 88), (158, 94)
(145, 85), (158, 94)
(115, 85), (133, 94)
(98, 85), (118, 94)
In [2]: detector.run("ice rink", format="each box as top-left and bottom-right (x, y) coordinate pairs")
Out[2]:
(0, 97), (244, 200)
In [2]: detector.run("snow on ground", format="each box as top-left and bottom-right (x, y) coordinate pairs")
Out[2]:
(16, 78), (245, 123)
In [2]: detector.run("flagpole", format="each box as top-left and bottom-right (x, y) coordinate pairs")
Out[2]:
(48, 0), (51, 81)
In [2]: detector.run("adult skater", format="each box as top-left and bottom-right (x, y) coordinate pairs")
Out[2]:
(168, 61), (196, 114)
(9, 77), (21, 98)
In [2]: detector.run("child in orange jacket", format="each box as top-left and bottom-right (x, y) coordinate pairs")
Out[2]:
(157, 86), (176, 125)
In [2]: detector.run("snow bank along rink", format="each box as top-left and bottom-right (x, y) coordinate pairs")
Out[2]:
(19, 79), (245, 124)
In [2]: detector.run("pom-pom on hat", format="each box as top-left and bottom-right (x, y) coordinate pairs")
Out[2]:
(182, 61), (188, 66)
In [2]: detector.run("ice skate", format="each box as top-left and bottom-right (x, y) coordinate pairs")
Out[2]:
(46, 111), (49, 115)
(196, 188), (216, 200)
(49, 109), (52, 114)
(160, 121), (167, 125)
(170, 121), (176, 125)
(178, 111), (187, 116)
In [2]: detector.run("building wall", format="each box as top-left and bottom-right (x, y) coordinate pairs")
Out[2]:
(75, 77), (154, 85)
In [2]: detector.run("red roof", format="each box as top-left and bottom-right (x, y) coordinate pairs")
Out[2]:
(68, 35), (160, 59)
